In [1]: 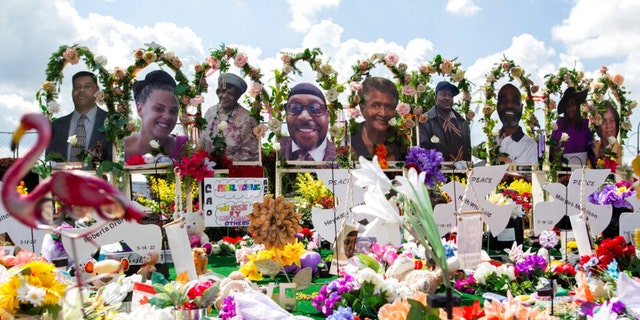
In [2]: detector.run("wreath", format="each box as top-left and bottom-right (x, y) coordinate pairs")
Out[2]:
(205, 44), (268, 123)
(345, 53), (472, 165)
(476, 56), (539, 165)
(542, 66), (591, 182)
(588, 66), (636, 145)
(122, 42), (206, 141)
(266, 48), (345, 148)
(36, 44), (111, 121)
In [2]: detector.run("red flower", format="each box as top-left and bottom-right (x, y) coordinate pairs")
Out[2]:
(300, 228), (313, 238)
(125, 154), (146, 165)
(177, 150), (215, 183)
(453, 299), (484, 320)
(187, 280), (213, 300)
(222, 236), (243, 244)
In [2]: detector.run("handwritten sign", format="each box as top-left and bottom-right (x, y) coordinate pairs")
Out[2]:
(435, 165), (512, 236)
(202, 178), (268, 227)
(533, 169), (610, 236)
(60, 215), (162, 265)
(0, 182), (47, 253)
(311, 170), (367, 243)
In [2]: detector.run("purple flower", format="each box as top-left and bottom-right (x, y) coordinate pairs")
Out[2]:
(327, 306), (355, 320)
(454, 274), (476, 294)
(588, 183), (634, 209)
(405, 146), (447, 187)
(219, 296), (237, 319)
(610, 300), (626, 314)
(578, 301), (597, 317)
(514, 254), (547, 278)
(312, 276), (356, 316)
(538, 230), (558, 249)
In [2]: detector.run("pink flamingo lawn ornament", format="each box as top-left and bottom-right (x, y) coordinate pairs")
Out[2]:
(2, 112), (146, 229)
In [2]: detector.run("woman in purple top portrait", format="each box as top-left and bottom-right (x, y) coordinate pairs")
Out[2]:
(550, 87), (596, 168)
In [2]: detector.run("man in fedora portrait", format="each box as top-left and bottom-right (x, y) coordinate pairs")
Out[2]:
(419, 81), (471, 162)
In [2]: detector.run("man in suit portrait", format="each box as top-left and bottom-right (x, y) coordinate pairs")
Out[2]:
(46, 71), (112, 162)
(279, 82), (336, 162)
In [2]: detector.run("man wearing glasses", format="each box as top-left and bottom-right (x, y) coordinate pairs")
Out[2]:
(279, 83), (336, 162)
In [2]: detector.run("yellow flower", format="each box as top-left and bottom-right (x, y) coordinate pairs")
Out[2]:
(506, 179), (532, 195)
(240, 261), (263, 281)
(567, 241), (578, 253)
(23, 261), (66, 305)
(0, 275), (20, 313)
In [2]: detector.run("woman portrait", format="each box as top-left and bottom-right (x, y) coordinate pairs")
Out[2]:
(124, 70), (188, 161)
(594, 100), (623, 164)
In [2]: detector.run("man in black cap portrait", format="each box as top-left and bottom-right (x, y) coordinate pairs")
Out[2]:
(279, 82), (336, 161)
(418, 81), (471, 162)
(202, 73), (259, 162)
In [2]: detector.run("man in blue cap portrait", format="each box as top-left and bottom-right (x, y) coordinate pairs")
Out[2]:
(418, 81), (471, 162)
(279, 82), (336, 162)
(201, 73), (260, 162)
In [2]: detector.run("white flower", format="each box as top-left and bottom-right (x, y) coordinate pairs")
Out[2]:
(273, 142), (281, 151)
(496, 264), (516, 281)
(352, 190), (403, 225)
(352, 156), (392, 194)
(607, 136), (617, 146)
(48, 101), (61, 114)
(560, 132), (570, 142)
(268, 119), (282, 134)
(388, 118), (397, 126)
(551, 121), (558, 131)
(149, 140), (160, 149)
(218, 120), (228, 132)
(472, 262), (496, 285)
(94, 55), (108, 66)
(629, 101), (637, 109)
(325, 88), (339, 101)
(67, 135), (78, 146)
(142, 154), (155, 164)
(24, 285), (47, 306)
(430, 135), (440, 144)
(355, 267), (384, 290)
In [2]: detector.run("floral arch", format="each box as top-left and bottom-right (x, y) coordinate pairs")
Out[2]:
(345, 53), (472, 163)
(267, 48), (345, 147)
(477, 56), (539, 165)
(36, 44), (111, 121)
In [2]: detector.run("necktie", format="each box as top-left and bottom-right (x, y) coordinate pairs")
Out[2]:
(291, 149), (314, 161)
(70, 115), (87, 161)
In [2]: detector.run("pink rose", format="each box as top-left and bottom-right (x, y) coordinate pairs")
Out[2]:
(206, 56), (221, 71)
(418, 64), (429, 74)
(502, 61), (511, 70)
(359, 60), (370, 70)
(610, 74), (624, 86)
(413, 107), (424, 115)
(63, 47), (80, 65)
(439, 60), (453, 74)
(600, 65), (608, 74)
(462, 91), (471, 102)
(249, 82), (262, 97)
(418, 114), (428, 123)
(181, 95), (190, 106)
(384, 53), (399, 66)
(396, 103), (411, 116)
(549, 100), (557, 110)
(234, 52), (248, 68)
(483, 105), (493, 115)
(402, 85), (416, 96)
(172, 58), (183, 69)
(350, 81), (363, 92)
(281, 54), (291, 64)
(531, 85), (539, 94)
(194, 64), (204, 73)
(134, 49), (145, 59)
(403, 74), (412, 84)
(404, 118), (415, 129)
(189, 95), (205, 107)
(467, 111), (476, 120)
(348, 107), (361, 118)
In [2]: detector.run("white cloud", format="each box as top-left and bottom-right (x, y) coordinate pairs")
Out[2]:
(287, 0), (340, 32)
(551, 0), (640, 59)
(446, 0), (481, 16)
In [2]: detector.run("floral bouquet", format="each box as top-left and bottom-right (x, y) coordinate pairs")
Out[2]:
(0, 251), (67, 319)
(176, 149), (215, 184)
(146, 272), (217, 311)
(404, 146), (447, 188)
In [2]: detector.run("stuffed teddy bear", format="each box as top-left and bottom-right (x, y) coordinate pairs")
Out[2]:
(214, 271), (263, 310)
(84, 258), (130, 288)
(137, 252), (160, 281)
(385, 254), (460, 294)
(193, 247), (210, 276)
(174, 211), (209, 248)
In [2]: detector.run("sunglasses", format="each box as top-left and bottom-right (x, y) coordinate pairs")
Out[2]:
(285, 103), (328, 117)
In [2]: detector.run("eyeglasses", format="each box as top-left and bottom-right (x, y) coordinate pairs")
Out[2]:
(285, 103), (328, 117)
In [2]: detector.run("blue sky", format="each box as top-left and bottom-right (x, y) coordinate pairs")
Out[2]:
(1, 0), (639, 163)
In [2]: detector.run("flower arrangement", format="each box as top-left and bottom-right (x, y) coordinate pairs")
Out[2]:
(237, 239), (307, 281)
(580, 236), (637, 276)
(146, 273), (217, 311)
(294, 172), (334, 227)
(588, 179), (635, 210)
(176, 149), (215, 185)
(404, 146), (447, 188)
(0, 253), (67, 319)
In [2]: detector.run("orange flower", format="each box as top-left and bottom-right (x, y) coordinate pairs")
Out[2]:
(375, 144), (389, 169)
(378, 298), (411, 320)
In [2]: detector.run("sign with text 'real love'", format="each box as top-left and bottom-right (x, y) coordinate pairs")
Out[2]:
(202, 178), (268, 227)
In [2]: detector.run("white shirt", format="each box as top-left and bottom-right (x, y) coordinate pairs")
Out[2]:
(67, 107), (98, 160)
(497, 127), (538, 164)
